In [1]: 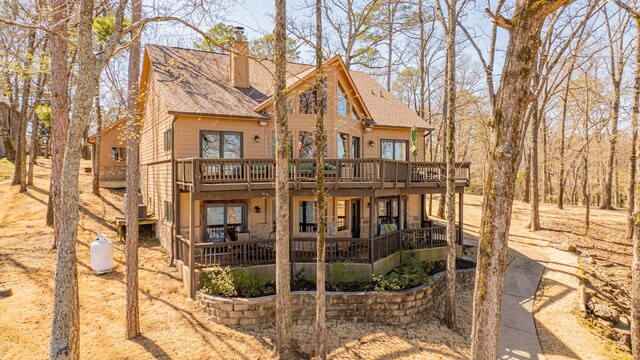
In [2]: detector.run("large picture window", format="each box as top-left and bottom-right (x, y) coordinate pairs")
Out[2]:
(380, 139), (408, 161)
(337, 86), (348, 116)
(205, 203), (246, 242)
(336, 200), (348, 231)
(201, 131), (242, 159)
(299, 201), (317, 232)
(299, 81), (327, 114)
(299, 131), (327, 159)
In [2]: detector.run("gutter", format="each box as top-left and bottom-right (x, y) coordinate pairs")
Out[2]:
(169, 113), (178, 267)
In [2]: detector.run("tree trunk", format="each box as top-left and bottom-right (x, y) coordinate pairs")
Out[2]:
(27, 112), (40, 186)
(439, 0), (458, 331)
(47, 0), (70, 241)
(314, 0), (326, 357)
(274, 0), (294, 357)
(603, 85), (621, 209)
(558, 65), (573, 210)
(92, 95), (102, 195)
(469, 2), (575, 357)
(523, 146), (531, 203)
(530, 94), (541, 231)
(628, 19), (640, 241)
(50, 0), (96, 357)
(125, 0), (143, 340)
(12, 30), (36, 193)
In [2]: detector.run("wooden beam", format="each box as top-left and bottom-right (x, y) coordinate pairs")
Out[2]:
(189, 191), (196, 298)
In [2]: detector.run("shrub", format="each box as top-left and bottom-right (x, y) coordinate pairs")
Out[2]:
(231, 269), (274, 298)
(328, 261), (349, 291)
(370, 254), (432, 291)
(199, 266), (237, 297)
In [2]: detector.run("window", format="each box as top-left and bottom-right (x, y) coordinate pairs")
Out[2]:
(336, 200), (348, 231)
(163, 129), (172, 152)
(201, 131), (242, 159)
(111, 147), (126, 162)
(272, 131), (293, 158)
(337, 133), (348, 159)
(377, 197), (406, 235)
(299, 81), (327, 114)
(351, 136), (360, 158)
(299, 201), (316, 232)
(337, 86), (348, 116)
(380, 139), (408, 161)
(205, 203), (246, 242)
(286, 100), (293, 114)
(298, 131), (327, 159)
(164, 201), (173, 223)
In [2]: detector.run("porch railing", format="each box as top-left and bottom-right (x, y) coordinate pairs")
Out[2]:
(176, 158), (470, 190)
(186, 225), (461, 269)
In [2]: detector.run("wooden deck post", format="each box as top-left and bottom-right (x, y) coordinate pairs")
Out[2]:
(369, 194), (375, 263)
(189, 191), (196, 299)
(458, 191), (464, 245)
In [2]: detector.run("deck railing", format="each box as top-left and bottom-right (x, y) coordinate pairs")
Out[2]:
(186, 224), (460, 269)
(176, 158), (470, 190)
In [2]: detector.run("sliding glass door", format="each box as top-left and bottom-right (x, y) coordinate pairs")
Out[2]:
(205, 203), (246, 242)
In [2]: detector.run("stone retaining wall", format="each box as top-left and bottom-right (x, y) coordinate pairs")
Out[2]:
(197, 268), (475, 329)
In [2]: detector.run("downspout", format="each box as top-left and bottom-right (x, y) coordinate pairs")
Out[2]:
(169, 113), (178, 266)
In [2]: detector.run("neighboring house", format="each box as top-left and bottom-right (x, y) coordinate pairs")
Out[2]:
(86, 119), (127, 188)
(138, 28), (470, 297)
(0, 95), (20, 159)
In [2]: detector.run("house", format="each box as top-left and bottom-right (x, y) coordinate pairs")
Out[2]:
(86, 119), (127, 188)
(137, 28), (470, 297)
(0, 95), (20, 159)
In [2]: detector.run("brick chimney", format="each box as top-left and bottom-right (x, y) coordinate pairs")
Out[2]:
(229, 26), (249, 88)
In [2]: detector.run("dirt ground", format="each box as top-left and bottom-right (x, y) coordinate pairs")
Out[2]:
(0, 159), (472, 359)
(455, 194), (629, 359)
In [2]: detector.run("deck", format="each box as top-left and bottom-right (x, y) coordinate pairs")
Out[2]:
(176, 224), (462, 269)
(176, 158), (470, 193)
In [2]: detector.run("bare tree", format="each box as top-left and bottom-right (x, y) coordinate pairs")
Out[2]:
(92, 95), (102, 195)
(274, 0), (294, 357)
(314, 1), (326, 357)
(470, 1), (577, 358)
(46, 0), (70, 248)
(435, 0), (460, 331)
(125, 0), (143, 340)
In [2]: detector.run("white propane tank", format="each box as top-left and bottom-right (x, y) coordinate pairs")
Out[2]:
(90, 234), (113, 274)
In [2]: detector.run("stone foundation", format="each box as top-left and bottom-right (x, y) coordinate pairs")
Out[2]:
(197, 268), (475, 328)
(98, 165), (126, 181)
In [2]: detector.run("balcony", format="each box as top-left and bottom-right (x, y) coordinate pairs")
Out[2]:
(176, 158), (470, 193)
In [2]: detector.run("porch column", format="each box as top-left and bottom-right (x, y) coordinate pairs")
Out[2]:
(189, 191), (196, 299)
(458, 191), (464, 246)
(369, 194), (375, 263)
(289, 195), (294, 274)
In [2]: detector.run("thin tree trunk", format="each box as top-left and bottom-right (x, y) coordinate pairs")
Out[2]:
(542, 119), (551, 199)
(314, 0), (326, 357)
(470, 2), (575, 357)
(558, 64), (574, 209)
(125, 0), (142, 340)
(27, 112), (40, 186)
(437, 0), (458, 331)
(12, 30), (36, 193)
(628, 18), (640, 241)
(530, 89), (541, 231)
(274, 0), (294, 357)
(50, 0), (96, 356)
(523, 146), (531, 203)
(47, 0), (70, 242)
(92, 95), (102, 195)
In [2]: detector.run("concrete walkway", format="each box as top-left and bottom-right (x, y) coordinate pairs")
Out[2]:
(499, 243), (548, 360)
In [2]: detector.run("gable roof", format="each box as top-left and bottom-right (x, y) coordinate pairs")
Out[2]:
(143, 45), (428, 129)
(87, 118), (125, 144)
(144, 45), (311, 119)
(349, 71), (427, 129)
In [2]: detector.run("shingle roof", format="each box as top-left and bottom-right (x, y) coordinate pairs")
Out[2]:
(349, 71), (428, 129)
(146, 45), (311, 119)
(145, 45), (428, 129)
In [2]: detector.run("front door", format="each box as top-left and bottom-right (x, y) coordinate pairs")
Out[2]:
(351, 199), (361, 238)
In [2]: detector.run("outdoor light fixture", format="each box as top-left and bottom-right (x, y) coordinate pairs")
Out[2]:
(259, 121), (268, 126)
(368, 140), (374, 146)
(254, 135), (260, 142)
(365, 127), (372, 133)
(255, 206), (261, 213)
